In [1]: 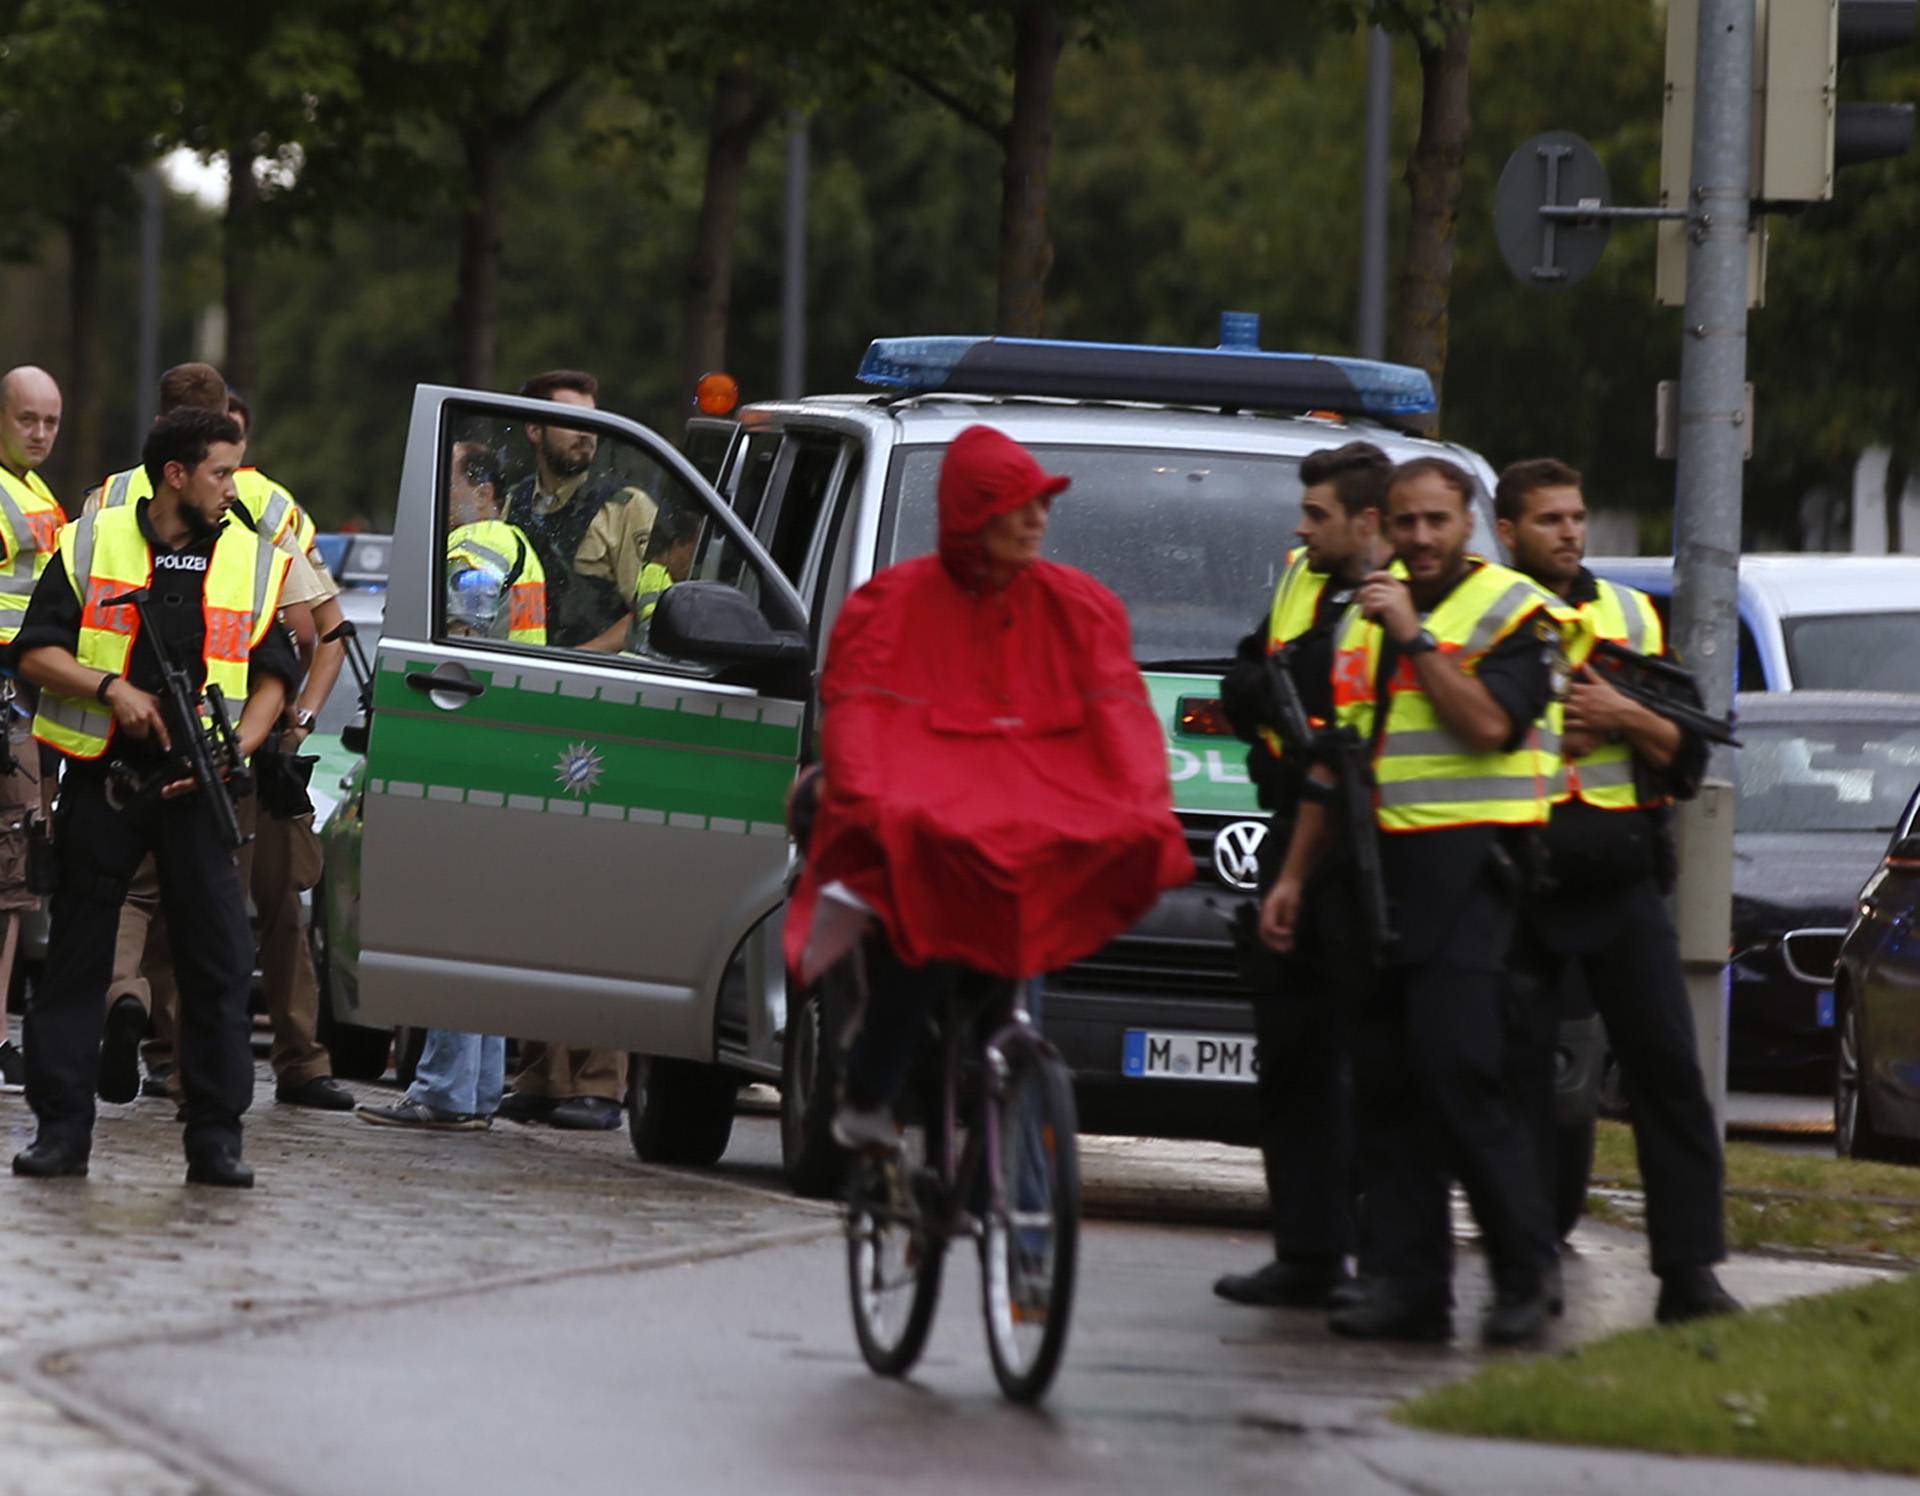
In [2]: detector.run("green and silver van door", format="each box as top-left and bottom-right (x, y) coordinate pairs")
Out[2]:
(354, 386), (809, 1064)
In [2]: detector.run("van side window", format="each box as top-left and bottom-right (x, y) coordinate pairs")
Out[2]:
(760, 434), (849, 585)
(436, 406), (774, 672)
(731, 432), (783, 531)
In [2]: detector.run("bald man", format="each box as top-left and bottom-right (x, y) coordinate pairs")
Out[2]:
(0, 366), (66, 1089)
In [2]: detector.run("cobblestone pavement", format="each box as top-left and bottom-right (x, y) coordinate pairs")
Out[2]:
(0, 1061), (831, 1494)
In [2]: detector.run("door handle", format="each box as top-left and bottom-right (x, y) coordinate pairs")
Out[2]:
(404, 669), (486, 699)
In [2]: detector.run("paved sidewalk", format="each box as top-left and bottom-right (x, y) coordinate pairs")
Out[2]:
(0, 1064), (830, 1492)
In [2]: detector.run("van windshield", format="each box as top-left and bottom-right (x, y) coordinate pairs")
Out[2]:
(1783, 614), (1920, 692)
(882, 444), (1305, 665)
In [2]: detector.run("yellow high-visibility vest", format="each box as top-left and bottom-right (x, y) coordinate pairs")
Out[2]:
(1255, 547), (1328, 757)
(634, 560), (676, 624)
(1332, 558), (1572, 833)
(32, 505), (291, 759)
(448, 520), (547, 644)
(1551, 577), (1667, 811)
(97, 464), (310, 554)
(0, 466), (67, 645)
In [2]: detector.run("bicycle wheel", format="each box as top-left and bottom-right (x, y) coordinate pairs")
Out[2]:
(980, 1047), (1080, 1403)
(846, 1150), (946, 1378)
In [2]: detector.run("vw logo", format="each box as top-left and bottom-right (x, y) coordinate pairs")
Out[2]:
(1212, 820), (1267, 892)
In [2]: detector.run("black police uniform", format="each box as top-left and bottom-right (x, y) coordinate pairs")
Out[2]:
(14, 501), (298, 1168)
(1221, 580), (1362, 1279)
(1518, 568), (1726, 1276)
(1346, 585), (1559, 1324)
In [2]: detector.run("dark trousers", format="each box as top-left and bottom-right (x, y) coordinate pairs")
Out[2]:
(1252, 980), (1354, 1263)
(1522, 879), (1726, 1273)
(1354, 878), (1552, 1300)
(24, 766), (255, 1157)
(844, 935), (948, 1110)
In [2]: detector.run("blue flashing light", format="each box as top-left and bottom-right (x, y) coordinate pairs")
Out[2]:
(1218, 311), (1261, 349)
(855, 332), (1437, 421)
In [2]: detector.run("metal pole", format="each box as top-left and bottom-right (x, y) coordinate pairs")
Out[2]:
(133, 165), (163, 445)
(1355, 26), (1391, 360)
(1668, 0), (1754, 1133)
(779, 112), (810, 401)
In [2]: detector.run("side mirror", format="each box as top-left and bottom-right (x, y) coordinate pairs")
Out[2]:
(650, 581), (810, 682)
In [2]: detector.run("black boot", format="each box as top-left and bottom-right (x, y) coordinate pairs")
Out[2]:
(1329, 1283), (1452, 1343)
(1214, 1257), (1352, 1309)
(1483, 1286), (1551, 1346)
(1656, 1266), (1741, 1325)
(13, 1136), (91, 1178)
(185, 1144), (254, 1189)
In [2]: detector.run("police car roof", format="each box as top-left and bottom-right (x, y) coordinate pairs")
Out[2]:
(745, 393), (1489, 471)
(1589, 554), (1920, 620)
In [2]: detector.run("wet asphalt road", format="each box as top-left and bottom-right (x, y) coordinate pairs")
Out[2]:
(11, 1100), (1899, 1496)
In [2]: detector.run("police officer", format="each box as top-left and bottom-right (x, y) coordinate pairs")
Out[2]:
(1261, 457), (1564, 1345)
(13, 407), (298, 1186)
(0, 366), (68, 1087)
(447, 440), (548, 644)
(1494, 458), (1739, 1325)
(1213, 441), (1394, 1309)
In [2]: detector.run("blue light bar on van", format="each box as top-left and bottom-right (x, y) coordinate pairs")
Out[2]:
(855, 335), (1437, 420)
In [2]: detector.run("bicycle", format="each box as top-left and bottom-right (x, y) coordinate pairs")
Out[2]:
(842, 968), (1081, 1404)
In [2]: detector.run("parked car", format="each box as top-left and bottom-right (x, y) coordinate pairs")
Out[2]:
(311, 333), (1601, 1210)
(1831, 747), (1920, 1158)
(313, 532), (393, 592)
(1728, 693), (1920, 1091)
(1587, 555), (1920, 692)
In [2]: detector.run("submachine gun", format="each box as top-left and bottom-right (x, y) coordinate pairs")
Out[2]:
(1584, 639), (1741, 748)
(99, 588), (252, 850)
(1263, 651), (1398, 963)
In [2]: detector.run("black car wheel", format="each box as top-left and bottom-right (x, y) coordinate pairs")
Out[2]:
(310, 873), (394, 1082)
(1835, 997), (1900, 1161)
(780, 981), (848, 1198)
(628, 1055), (738, 1166)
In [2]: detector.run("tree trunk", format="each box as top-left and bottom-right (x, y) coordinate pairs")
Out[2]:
(680, 71), (776, 408)
(1390, 0), (1473, 435)
(996, 0), (1066, 336)
(454, 127), (504, 390)
(61, 213), (102, 502)
(224, 133), (261, 403)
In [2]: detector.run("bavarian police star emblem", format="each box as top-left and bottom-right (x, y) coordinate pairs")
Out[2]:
(553, 742), (605, 797)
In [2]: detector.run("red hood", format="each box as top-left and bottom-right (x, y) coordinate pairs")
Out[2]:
(936, 424), (1071, 588)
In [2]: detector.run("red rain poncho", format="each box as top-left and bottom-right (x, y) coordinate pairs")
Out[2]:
(785, 425), (1191, 981)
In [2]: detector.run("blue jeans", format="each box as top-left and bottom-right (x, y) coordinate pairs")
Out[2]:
(406, 1031), (506, 1117)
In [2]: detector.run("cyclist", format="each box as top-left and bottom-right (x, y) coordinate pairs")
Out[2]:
(784, 424), (1191, 1149)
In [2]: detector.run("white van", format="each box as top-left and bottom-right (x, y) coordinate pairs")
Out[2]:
(1586, 555), (1920, 692)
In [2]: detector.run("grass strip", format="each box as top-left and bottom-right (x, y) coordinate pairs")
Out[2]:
(1589, 1120), (1920, 1261)
(1398, 1272), (1920, 1472)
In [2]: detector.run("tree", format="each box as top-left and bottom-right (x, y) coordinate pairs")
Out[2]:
(0, 0), (172, 493)
(1315, 1), (1474, 432)
(874, 1), (1101, 335)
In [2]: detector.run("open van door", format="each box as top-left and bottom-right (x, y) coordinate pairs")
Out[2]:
(352, 386), (808, 1062)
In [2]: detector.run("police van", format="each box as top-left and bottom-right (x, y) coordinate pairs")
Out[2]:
(314, 325), (1600, 1217)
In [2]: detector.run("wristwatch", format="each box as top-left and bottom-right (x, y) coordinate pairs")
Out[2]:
(293, 708), (318, 732)
(1402, 628), (1440, 656)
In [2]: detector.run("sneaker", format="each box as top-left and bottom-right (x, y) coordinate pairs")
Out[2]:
(355, 1099), (487, 1131)
(831, 1100), (900, 1153)
(0, 1040), (23, 1093)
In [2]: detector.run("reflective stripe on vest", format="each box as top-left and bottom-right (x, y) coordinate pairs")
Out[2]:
(448, 520), (547, 644)
(0, 467), (65, 644)
(33, 506), (292, 759)
(1333, 558), (1571, 832)
(1255, 549), (1327, 756)
(1551, 577), (1667, 810)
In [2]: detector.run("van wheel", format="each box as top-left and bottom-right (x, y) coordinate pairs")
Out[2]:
(628, 1055), (738, 1166)
(781, 982), (847, 1198)
(310, 879), (393, 1081)
(1555, 1113), (1596, 1241)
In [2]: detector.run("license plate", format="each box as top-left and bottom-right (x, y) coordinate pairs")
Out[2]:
(1122, 1029), (1257, 1084)
(1817, 988), (1836, 1029)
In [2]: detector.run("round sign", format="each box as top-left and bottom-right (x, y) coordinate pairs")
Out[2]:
(1493, 130), (1612, 291)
